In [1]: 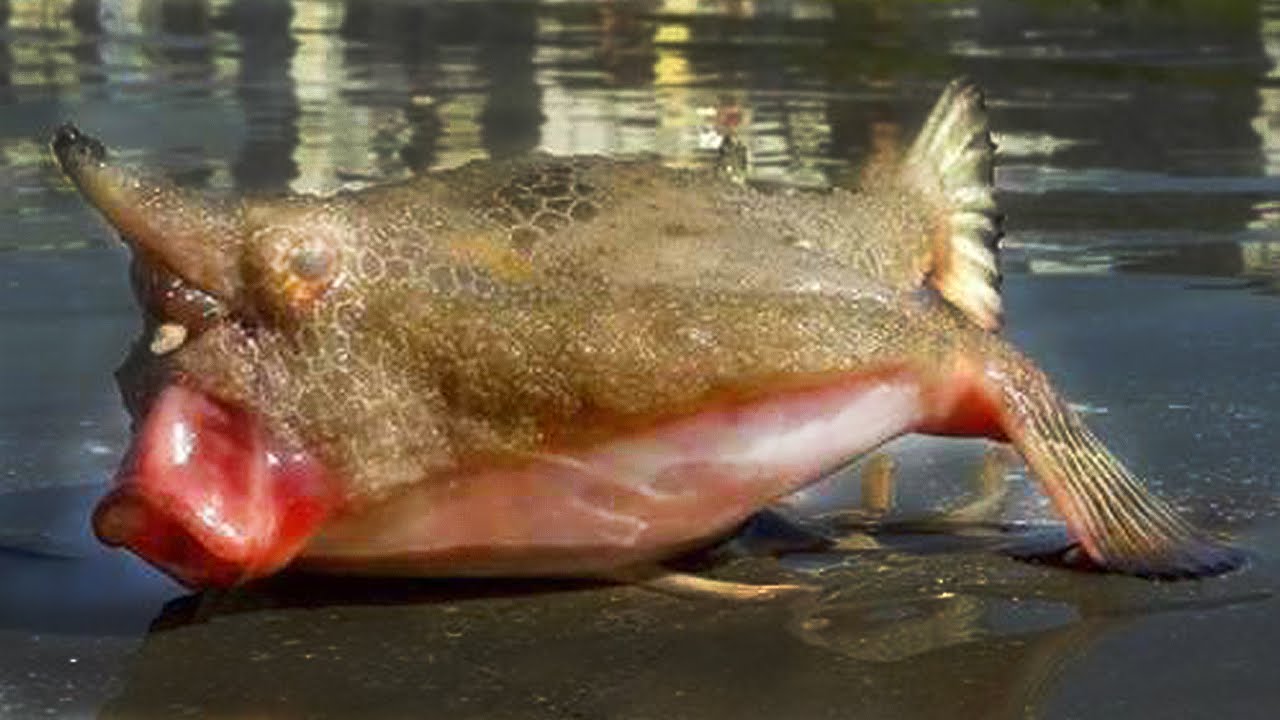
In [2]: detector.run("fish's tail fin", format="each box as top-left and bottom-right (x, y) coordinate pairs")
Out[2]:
(991, 352), (1243, 579)
(901, 78), (1003, 331)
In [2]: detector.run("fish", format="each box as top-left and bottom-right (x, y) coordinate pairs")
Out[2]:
(52, 79), (1240, 589)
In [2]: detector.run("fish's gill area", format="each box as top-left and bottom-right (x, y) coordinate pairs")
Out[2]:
(1, 1), (1279, 718)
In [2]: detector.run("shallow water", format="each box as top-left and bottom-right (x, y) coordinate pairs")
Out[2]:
(2, 0), (1279, 717)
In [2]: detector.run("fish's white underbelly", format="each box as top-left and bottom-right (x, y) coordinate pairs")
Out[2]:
(302, 374), (925, 576)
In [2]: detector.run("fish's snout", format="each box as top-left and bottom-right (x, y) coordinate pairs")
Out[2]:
(51, 123), (106, 172)
(94, 384), (341, 589)
(48, 123), (250, 306)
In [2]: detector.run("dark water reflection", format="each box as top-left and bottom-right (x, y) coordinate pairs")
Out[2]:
(87, 558), (1273, 720)
(2, 0), (1280, 717)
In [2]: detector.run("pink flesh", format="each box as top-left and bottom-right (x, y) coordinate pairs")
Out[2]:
(97, 370), (1009, 585)
(300, 372), (931, 577)
(93, 385), (340, 587)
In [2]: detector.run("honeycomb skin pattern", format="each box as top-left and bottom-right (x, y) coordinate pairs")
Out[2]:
(82, 148), (972, 505)
(483, 161), (602, 253)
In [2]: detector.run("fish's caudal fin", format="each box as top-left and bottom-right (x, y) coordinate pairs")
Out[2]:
(991, 358), (1243, 579)
(903, 78), (1003, 331)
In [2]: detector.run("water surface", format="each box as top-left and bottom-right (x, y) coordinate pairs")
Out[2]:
(2, 1), (1279, 717)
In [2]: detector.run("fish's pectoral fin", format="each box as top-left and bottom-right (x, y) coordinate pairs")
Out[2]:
(992, 358), (1244, 579)
(1013, 420), (1244, 579)
(902, 78), (1003, 331)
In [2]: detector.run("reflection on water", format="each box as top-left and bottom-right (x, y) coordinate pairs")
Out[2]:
(1116, 239), (1280, 295)
(3, 1), (1280, 718)
(3, 0), (1280, 276)
(84, 547), (1272, 720)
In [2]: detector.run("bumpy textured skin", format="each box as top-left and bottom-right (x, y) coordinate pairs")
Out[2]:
(51, 79), (1237, 578)
(163, 155), (973, 501)
(56, 134), (965, 501)
(298, 152), (945, 303)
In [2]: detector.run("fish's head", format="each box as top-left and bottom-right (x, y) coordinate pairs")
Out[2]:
(52, 124), (391, 587)
(53, 124), (359, 330)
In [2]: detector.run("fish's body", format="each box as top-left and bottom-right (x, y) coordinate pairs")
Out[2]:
(54, 79), (1238, 588)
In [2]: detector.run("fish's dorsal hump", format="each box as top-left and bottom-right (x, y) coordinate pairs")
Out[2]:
(901, 78), (1003, 331)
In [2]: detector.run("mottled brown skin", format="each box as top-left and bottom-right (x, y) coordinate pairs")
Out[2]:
(52, 88), (1238, 581)
(179, 273), (987, 501)
(352, 153), (940, 296)
(63, 137), (952, 500)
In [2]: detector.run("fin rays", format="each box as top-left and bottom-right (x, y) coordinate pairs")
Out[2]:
(903, 78), (1004, 331)
(1001, 367), (1242, 578)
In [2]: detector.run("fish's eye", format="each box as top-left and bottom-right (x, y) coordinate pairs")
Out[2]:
(275, 237), (340, 309)
(290, 244), (334, 281)
(248, 227), (344, 320)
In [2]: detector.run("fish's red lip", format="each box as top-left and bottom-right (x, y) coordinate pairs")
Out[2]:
(93, 485), (252, 587)
(94, 384), (341, 588)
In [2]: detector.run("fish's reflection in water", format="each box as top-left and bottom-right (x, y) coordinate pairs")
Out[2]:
(96, 551), (1269, 720)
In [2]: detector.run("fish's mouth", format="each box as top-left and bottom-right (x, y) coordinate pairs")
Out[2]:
(98, 265), (330, 587)
(101, 257), (337, 589)
(93, 383), (341, 588)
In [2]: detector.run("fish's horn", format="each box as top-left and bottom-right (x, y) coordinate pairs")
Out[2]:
(51, 123), (245, 302)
